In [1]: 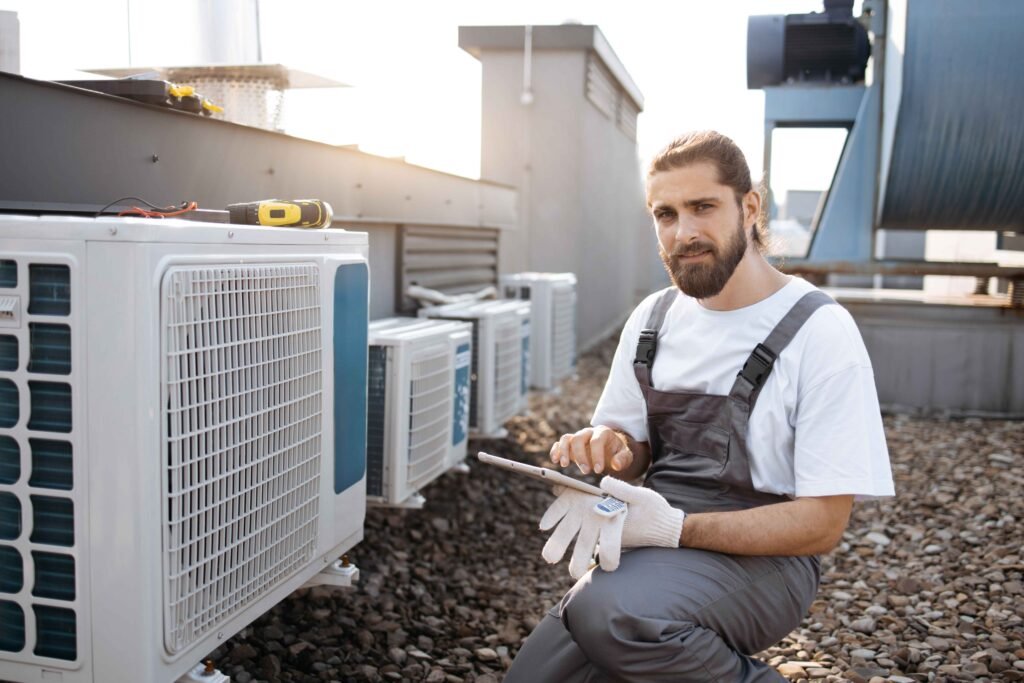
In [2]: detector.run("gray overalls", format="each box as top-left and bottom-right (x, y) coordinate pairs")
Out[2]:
(507, 287), (835, 683)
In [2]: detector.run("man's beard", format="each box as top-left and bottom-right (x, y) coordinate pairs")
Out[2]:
(659, 217), (748, 299)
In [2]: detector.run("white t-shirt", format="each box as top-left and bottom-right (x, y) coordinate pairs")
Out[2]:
(591, 277), (895, 499)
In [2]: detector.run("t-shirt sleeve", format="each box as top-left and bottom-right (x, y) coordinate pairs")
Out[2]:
(590, 301), (651, 442)
(793, 362), (895, 499)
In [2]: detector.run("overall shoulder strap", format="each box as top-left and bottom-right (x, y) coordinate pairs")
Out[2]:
(730, 290), (836, 408)
(633, 287), (678, 388)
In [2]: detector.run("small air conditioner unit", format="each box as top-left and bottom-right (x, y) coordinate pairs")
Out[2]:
(419, 301), (522, 438)
(473, 300), (531, 414)
(0, 215), (369, 683)
(366, 318), (472, 507)
(501, 272), (577, 390)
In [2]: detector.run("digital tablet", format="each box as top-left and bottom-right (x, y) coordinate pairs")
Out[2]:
(477, 451), (605, 496)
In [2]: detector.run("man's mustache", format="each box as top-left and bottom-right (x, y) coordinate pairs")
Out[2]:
(671, 242), (717, 258)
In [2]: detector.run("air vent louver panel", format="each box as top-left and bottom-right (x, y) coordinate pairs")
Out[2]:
(27, 381), (72, 433)
(29, 439), (72, 491)
(405, 348), (451, 491)
(33, 605), (76, 660)
(0, 336), (17, 371)
(366, 347), (388, 498)
(28, 265), (70, 316)
(0, 600), (25, 652)
(31, 551), (75, 601)
(0, 437), (18, 485)
(0, 546), (22, 593)
(29, 495), (73, 547)
(492, 320), (521, 424)
(0, 261), (16, 289)
(28, 324), (71, 375)
(161, 263), (323, 655)
(0, 380), (18, 428)
(0, 492), (20, 540)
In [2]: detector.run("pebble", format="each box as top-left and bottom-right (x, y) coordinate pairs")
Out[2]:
(195, 338), (1024, 682)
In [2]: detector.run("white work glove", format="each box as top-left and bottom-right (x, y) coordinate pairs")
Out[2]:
(539, 487), (626, 579)
(600, 477), (685, 549)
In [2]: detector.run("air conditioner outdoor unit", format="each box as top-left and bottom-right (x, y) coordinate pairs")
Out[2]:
(501, 272), (577, 390)
(366, 317), (472, 508)
(474, 300), (531, 414)
(0, 215), (370, 683)
(419, 301), (522, 438)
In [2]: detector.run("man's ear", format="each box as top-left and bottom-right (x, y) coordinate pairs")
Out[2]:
(743, 190), (761, 230)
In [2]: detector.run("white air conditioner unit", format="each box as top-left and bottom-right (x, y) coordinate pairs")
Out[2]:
(501, 272), (577, 390)
(473, 300), (531, 414)
(366, 318), (472, 507)
(0, 215), (370, 683)
(419, 301), (522, 438)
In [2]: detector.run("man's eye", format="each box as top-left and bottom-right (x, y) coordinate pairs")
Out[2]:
(696, 204), (713, 213)
(655, 211), (674, 221)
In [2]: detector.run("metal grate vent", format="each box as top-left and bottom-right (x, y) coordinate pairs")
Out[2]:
(0, 600), (25, 652)
(33, 605), (75, 660)
(0, 545), (21, 593)
(0, 379), (17, 428)
(28, 265), (70, 317)
(0, 261), (16, 289)
(405, 347), (451, 491)
(161, 263), (323, 654)
(0, 436), (18, 485)
(366, 347), (388, 498)
(0, 335), (17, 371)
(28, 324), (71, 375)
(492, 319), (521, 424)
(551, 288), (577, 378)
(31, 551), (75, 601)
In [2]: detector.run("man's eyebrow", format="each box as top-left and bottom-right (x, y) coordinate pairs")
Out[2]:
(682, 197), (719, 208)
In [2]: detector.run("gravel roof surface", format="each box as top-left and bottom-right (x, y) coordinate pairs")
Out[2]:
(210, 336), (1024, 683)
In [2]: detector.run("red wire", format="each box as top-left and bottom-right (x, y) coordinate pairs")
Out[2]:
(118, 201), (198, 218)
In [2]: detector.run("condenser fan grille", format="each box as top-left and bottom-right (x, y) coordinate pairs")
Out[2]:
(161, 263), (323, 654)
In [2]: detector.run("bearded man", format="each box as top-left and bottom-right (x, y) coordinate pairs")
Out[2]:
(505, 131), (895, 682)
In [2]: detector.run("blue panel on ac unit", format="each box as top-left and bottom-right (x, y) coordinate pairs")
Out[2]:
(333, 262), (369, 494)
(453, 342), (471, 446)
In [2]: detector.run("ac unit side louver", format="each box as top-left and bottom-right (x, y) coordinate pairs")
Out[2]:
(0, 215), (369, 683)
(418, 301), (524, 438)
(366, 318), (472, 507)
(501, 273), (578, 390)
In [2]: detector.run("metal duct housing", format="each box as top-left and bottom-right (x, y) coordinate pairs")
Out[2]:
(880, 0), (1024, 231)
(747, 3), (870, 89)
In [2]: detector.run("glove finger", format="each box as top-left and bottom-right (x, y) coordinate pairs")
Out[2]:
(539, 495), (571, 531)
(600, 476), (644, 502)
(569, 516), (600, 580)
(598, 509), (625, 572)
(541, 508), (581, 564)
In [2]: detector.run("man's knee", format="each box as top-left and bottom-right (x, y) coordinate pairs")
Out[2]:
(561, 573), (697, 674)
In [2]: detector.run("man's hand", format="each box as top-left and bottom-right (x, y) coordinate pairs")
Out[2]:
(539, 487), (625, 579)
(550, 425), (635, 475)
(601, 477), (684, 549)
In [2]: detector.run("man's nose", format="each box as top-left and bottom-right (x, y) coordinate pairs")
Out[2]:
(673, 216), (700, 242)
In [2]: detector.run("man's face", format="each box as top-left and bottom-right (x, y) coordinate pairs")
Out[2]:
(646, 162), (750, 300)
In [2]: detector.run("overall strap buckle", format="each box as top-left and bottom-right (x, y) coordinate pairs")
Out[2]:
(634, 329), (659, 368)
(738, 343), (777, 389)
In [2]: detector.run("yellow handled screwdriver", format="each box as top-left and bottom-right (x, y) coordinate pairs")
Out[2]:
(226, 199), (333, 228)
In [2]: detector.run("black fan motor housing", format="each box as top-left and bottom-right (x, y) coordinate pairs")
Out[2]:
(747, 0), (871, 89)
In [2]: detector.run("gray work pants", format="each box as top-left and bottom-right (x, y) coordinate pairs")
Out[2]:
(505, 547), (820, 683)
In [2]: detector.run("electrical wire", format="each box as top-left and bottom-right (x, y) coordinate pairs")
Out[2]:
(95, 196), (197, 219)
(117, 201), (198, 218)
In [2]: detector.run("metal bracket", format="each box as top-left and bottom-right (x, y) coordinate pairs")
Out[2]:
(302, 558), (360, 589)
